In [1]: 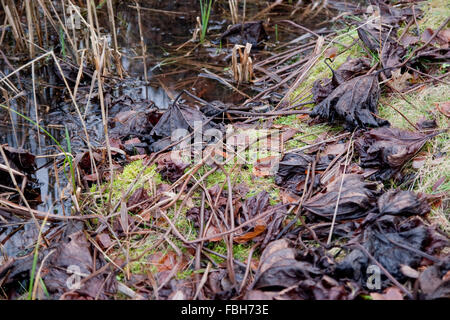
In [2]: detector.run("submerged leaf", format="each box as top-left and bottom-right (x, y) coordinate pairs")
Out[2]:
(219, 21), (267, 46)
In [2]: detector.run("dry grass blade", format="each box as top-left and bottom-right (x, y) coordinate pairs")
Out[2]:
(326, 132), (354, 245)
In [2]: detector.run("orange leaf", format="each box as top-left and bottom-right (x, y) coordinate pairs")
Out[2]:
(234, 225), (266, 243)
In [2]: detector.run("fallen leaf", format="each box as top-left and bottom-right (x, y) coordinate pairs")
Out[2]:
(310, 74), (389, 130)
(355, 127), (432, 180)
(303, 174), (380, 221)
(370, 287), (404, 300)
(235, 225), (266, 243)
(275, 152), (332, 194)
(43, 230), (116, 299)
(253, 155), (279, 176)
(324, 47), (338, 59)
(219, 21), (267, 46)
(436, 101), (450, 118)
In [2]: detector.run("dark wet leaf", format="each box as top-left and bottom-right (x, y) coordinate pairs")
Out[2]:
(378, 2), (421, 25)
(310, 75), (389, 130)
(337, 215), (443, 285)
(43, 230), (117, 299)
(252, 240), (357, 299)
(377, 190), (430, 216)
(235, 191), (270, 243)
(380, 41), (406, 77)
(312, 78), (334, 104)
(3, 146), (36, 173)
(219, 21), (267, 46)
(303, 174), (380, 221)
(253, 239), (321, 290)
(414, 47), (450, 61)
(312, 58), (371, 104)
(149, 102), (216, 152)
(357, 25), (390, 54)
(355, 127), (432, 180)
(419, 257), (450, 299)
(331, 57), (372, 86)
(275, 152), (332, 194)
(156, 152), (190, 183)
(357, 25), (405, 77)
(362, 189), (430, 225)
(416, 117), (438, 130)
(110, 108), (160, 142)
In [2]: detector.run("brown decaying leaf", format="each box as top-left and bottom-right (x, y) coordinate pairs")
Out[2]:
(235, 225), (266, 243)
(310, 74), (389, 130)
(436, 101), (450, 118)
(418, 258), (450, 299)
(355, 127), (432, 180)
(127, 187), (151, 213)
(421, 28), (450, 48)
(156, 152), (190, 183)
(275, 152), (332, 194)
(303, 174), (380, 221)
(370, 287), (404, 300)
(253, 155), (279, 177)
(312, 57), (371, 104)
(43, 230), (117, 299)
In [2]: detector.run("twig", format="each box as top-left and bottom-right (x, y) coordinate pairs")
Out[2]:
(383, 101), (419, 131)
(327, 132), (354, 245)
(239, 244), (257, 293)
(193, 263), (211, 300)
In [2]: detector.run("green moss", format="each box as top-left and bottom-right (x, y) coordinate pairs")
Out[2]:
(198, 162), (277, 201)
(207, 241), (256, 264)
(101, 160), (161, 202)
(176, 268), (194, 280)
(124, 234), (166, 275)
(167, 207), (198, 241)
